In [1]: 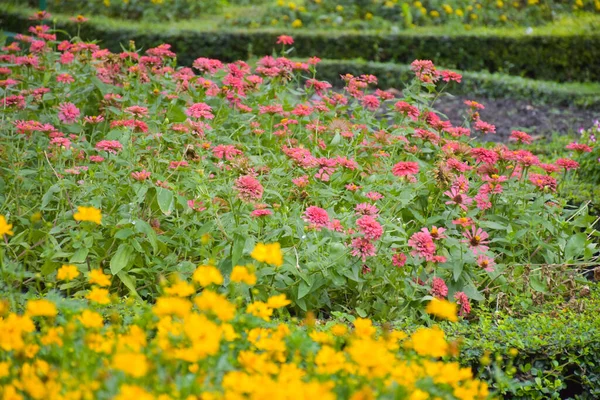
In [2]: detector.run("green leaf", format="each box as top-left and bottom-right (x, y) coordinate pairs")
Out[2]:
(231, 234), (245, 268)
(564, 233), (586, 261)
(134, 219), (158, 253)
(166, 105), (187, 123)
(114, 228), (135, 240)
(298, 280), (312, 299)
(157, 188), (174, 216)
(530, 275), (549, 294)
(117, 271), (140, 297)
(110, 243), (135, 275)
(355, 307), (367, 318)
(70, 248), (89, 263)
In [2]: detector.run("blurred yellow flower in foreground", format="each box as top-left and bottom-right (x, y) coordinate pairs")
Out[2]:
(74, 206), (102, 224)
(251, 242), (283, 267)
(0, 215), (14, 236)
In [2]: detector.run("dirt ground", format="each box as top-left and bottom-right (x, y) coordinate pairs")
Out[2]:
(433, 94), (599, 142)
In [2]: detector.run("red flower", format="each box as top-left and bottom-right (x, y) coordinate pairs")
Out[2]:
(276, 35), (294, 45)
(392, 161), (419, 177)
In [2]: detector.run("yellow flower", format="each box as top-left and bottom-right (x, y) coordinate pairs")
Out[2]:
(0, 361), (9, 378)
(86, 287), (111, 305)
(230, 265), (257, 285)
(426, 298), (458, 322)
(112, 352), (149, 378)
(335, 5), (344, 12)
(430, 10), (440, 18)
(88, 269), (111, 287)
(330, 324), (348, 337)
(192, 265), (223, 287)
(73, 206), (102, 224)
(246, 301), (273, 321)
(291, 19), (303, 28)
(410, 326), (448, 357)
(267, 294), (291, 308)
(78, 310), (104, 328)
(25, 299), (57, 317)
(115, 385), (154, 400)
(152, 296), (192, 317)
(250, 243), (283, 267)
(353, 318), (376, 337)
(57, 264), (80, 281)
(0, 215), (14, 236)
(194, 290), (236, 321)
(164, 279), (196, 297)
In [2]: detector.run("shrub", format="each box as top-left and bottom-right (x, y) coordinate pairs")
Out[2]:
(2, 4), (600, 82)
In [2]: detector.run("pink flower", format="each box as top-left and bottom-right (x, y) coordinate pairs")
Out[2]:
(169, 160), (189, 169)
(276, 35), (294, 45)
(474, 192), (492, 210)
(350, 238), (376, 261)
(188, 199), (206, 212)
(95, 140), (122, 154)
(452, 217), (474, 228)
(454, 292), (471, 316)
(303, 206), (330, 230)
(212, 144), (243, 160)
(356, 215), (383, 241)
(234, 175), (264, 202)
(84, 115), (104, 124)
(131, 170), (151, 181)
(471, 148), (499, 165)
(355, 203), (378, 216)
(394, 101), (420, 120)
(441, 70), (462, 83)
(555, 158), (579, 170)
(89, 155), (104, 163)
(431, 277), (448, 299)
(462, 227), (490, 255)
(251, 209), (273, 218)
(365, 192), (383, 201)
(565, 142), (592, 153)
(292, 175), (309, 188)
(185, 103), (214, 119)
(125, 105), (149, 118)
(444, 187), (473, 211)
(362, 95), (380, 110)
(477, 255), (495, 272)
(392, 253), (407, 268)
(474, 120), (496, 135)
(422, 226), (446, 241)
(464, 100), (485, 110)
(58, 102), (80, 124)
(57, 73), (74, 83)
(408, 231), (436, 261)
(510, 130), (533, 144)
(392, 161), (419, 178)
(529, 173), (557, 192)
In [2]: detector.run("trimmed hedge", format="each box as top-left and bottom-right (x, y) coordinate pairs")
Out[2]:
(2, 5), (600, 83)
(315, 60), (600, 109)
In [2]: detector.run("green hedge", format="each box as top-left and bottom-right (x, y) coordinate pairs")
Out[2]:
(315, 60), (600, 109)
(445, 284), (600, 399)
(2, 5), (600, 83)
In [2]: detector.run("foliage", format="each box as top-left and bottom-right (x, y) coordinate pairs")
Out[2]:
(0, 19), (598, 322)
(443, 283), (600, 399)
(229, 0), (600, 30)
(19, 0), (226, 22)
(2, 4), (600, 83)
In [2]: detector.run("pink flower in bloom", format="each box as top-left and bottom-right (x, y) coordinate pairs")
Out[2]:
(292, 175), (309, 188)
(58, 102), (80, 124)
(251, 209), (273, 218)
(392, 253), (407, 268)
(212, 145), (243, 160)
(84, 115), (105, 124)
(474, 192), (492, 210)
(510, 130), (533, 144)
(186, 103), (214, 119)
(471, 148), (499, 165)
(441, 70), (462, 83)
(57, 73), (74, 83)
(193, 58), (224, 74)
(95, 140), (122, 154)
(462, 227), (490, 255)
(394, 101), (420, 121)
(362, 95), (380, 110)
(529, 173), (557, 192)
(539, 163), (561, 174)
(355, 203), (378, 216)
(365, 192), (383, 201)
(454, 292), (471, 316)
(356, 215), (383, 241)
(452, 217), (474, 228)
(89, 155), (104, 163)
(408, 231), (436, 261)
(131, 170), (151, 181)
(565, 142), (592, 153)
(555, 158), (579, 170)
(303, 206), (330, 230)
(350, 238), (377, 261)
(474, 120), (496, 135)
(422, 226), (446, 241)
(444, 187), (473, 211)
(464, 100), (485, 110)
(188, 200), (206, 212)
(276, 35), (294, 45)
(477, 255), (495, 272)
(234, 175), (264, 202)
(431, 277), (448, 299)
(392, 161), (419, 178)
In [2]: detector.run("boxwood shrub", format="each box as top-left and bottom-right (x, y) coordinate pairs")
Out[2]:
(1, 4), (600, 83)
